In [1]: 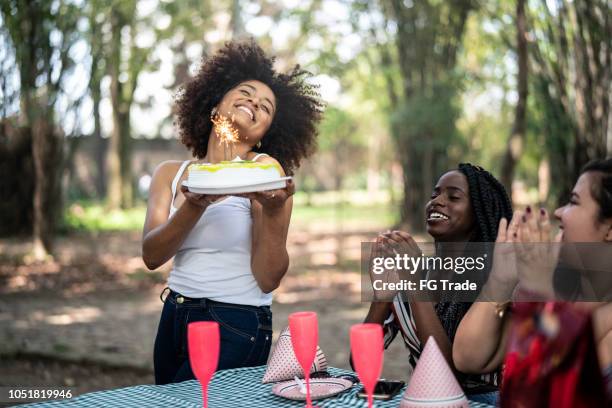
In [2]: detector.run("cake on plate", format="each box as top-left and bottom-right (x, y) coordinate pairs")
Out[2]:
(185, 160), (287, 193)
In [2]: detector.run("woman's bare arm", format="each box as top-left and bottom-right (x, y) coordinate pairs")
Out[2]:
(141, 161), (216, 270)
(409, 301), (456, 367)
(247, 156), (293, 293)
(452, 301), (512, 373)
(365, 302), (392, 324)
(593, 303), (612, 368)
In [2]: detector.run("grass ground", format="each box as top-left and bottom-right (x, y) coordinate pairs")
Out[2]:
(62, 190), (399, 233)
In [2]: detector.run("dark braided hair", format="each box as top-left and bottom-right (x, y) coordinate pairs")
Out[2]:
(457, 163), (514, 242)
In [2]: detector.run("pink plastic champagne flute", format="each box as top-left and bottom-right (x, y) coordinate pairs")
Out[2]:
(288, 311), (318, 408)
(188, 321), (220, 408)
(350, 323), (384, 408)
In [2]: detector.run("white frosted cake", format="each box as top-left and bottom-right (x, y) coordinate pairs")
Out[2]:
(187, 160), (283, 188)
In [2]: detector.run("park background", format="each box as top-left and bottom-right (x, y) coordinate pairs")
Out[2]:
(0, 0), (610, 397)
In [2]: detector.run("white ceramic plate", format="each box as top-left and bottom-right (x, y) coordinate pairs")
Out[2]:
(271, 378), (354, 401)
(182, 177), (291, 194)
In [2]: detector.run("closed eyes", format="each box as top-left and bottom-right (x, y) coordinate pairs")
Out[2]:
(238, 87), (273, 115)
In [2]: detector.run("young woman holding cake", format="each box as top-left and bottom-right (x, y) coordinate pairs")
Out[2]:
(360, 163), (513, 404)
(142, 39), (322, 384)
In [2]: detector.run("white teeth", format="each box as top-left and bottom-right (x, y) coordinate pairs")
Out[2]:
(428, 212), (449, 220)
(237, 106), (254, 120)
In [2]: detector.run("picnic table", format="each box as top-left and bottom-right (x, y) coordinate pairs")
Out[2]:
(19, 366), (494, 407)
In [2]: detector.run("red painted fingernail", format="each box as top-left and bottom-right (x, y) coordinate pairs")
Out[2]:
(521, 215), (526, 223)
(513, 232), (518, 238)
(540, 208), (545, 216)
(526, 206), (531, 213)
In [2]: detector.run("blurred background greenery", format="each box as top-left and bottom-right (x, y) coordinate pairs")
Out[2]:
(0, 0), (609, 258)
(0, 0), (610, 393)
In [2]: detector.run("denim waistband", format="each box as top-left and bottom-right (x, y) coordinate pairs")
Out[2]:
(160, 287), (271, 312)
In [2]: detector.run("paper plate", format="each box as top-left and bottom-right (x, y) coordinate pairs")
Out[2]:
(272, 378), (354, 401)
(182, 177), (291, 194)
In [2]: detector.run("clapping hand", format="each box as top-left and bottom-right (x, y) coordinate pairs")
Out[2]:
(379, 230), (422, 259)
(368, 231), (419, 300)
(514, 207), (561, 298)
(484, 211), (521, 299)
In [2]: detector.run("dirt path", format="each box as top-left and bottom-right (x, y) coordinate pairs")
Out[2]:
(0, 230), (414, 393)
(0, 283), (410, 379)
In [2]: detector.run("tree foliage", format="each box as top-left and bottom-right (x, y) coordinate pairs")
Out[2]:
(1, 0), (82, 258)
(529, 0), (611, 202)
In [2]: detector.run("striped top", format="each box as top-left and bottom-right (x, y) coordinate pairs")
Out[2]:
(383, 292), (500, 393)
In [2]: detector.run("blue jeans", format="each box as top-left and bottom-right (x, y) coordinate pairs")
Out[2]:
(154, 288), (273, 384)
(468, 391), (499, 405)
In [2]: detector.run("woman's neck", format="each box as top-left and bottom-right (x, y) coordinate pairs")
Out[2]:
(433, 239), (470, 257)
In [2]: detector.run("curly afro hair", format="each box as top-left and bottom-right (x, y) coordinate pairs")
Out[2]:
(174, 39), (324, 175)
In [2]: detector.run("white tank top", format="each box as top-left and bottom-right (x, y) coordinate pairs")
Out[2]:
(166, 154), (273, 306)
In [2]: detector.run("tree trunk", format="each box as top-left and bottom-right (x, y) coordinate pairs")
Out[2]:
(108, 108), (132, 209)
(31, 114), (63, 260)
(107, 128), (122, 209)
(384, 0), (474, 230)
(88, 5), (107, 200)
(119, 110), (133, 208)
(91, 70), (106, 198)
(366, 133), (380, 195)
(608, 92), (612, 157)
(0, 125), (34, 237)
(334, 143), (344, 266)
(500, 0), (528, 197)
(1, 0), (77, 256)
(399, 155), (420, 230)
(398, 137), (424, 231)
(532, 0), (610, 201)
(107, 8), (133, 209)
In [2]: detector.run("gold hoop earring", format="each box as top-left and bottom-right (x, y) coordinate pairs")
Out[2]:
(256, 141), (262, 148)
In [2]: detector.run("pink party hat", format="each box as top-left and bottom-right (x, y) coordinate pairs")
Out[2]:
(262, 327), (328, 383)
(400, 336), (469, 408)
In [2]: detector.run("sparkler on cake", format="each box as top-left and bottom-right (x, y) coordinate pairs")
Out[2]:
(212, 113), (240, 161)
(183, 113), (290, 194)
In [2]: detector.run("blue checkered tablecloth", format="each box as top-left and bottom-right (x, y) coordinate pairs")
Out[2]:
(17, 366), (494, 407)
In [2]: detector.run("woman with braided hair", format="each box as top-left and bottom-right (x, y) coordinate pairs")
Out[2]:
(360, 163), (512, 404)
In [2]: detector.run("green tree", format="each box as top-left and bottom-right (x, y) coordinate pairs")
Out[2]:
(106, 0), (150, 209)
(87, 0), (107, 198)
(530, 0), (611, 202)
(378, 0), (477, 230)
(500, 0), (529, 195)
(1, 0), (81, 259)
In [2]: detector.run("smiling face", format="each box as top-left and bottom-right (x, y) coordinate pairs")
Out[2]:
(554, 172), (612, 243)
(214, 79), (276, 146)
(425, 170), (476, 242)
